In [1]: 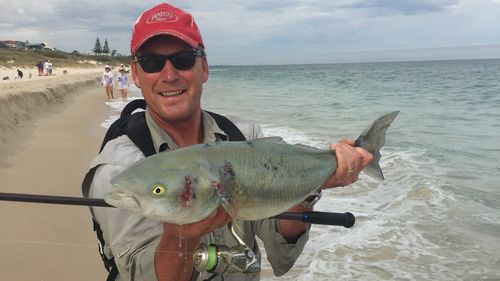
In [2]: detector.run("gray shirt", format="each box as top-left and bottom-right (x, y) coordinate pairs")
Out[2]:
(87, 110), (309, 281)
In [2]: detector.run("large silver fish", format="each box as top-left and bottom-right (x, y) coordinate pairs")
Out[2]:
(106, 111), (399, 224)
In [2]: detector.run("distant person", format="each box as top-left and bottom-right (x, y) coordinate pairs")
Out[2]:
(36, 61), (43, 76)
(101, 65), (114, 100)
(48, 61), (53, 75)
(116, 68), (129, 101)
(43, 60), (49, 76)
(118, 63), (129, 73)
(16, 69), (23, 79)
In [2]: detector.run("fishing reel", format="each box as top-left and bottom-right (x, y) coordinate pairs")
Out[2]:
(193, 224), (260, 275)
(193, 243), (260, 274)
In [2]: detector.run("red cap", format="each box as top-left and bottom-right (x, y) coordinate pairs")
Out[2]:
(131, 3), (204, 55)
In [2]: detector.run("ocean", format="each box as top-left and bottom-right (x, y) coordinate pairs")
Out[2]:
(104, 59), (500, 280)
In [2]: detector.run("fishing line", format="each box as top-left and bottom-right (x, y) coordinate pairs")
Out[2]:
(0, 237), (195, 255)
(0, 237), (97, 249)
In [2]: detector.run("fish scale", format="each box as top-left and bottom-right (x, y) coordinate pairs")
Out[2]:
(199, 140), (335, 220)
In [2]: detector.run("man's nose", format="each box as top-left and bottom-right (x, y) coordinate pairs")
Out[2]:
(159, 60), (179, 81)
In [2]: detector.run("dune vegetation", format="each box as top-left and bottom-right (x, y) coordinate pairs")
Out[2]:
(0, 48), (130, 69)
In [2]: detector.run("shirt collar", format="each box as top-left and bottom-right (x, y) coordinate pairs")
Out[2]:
(145, 109), (228, 153)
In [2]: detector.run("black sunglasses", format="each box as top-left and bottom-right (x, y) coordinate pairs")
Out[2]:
(135, 48), (206, 73)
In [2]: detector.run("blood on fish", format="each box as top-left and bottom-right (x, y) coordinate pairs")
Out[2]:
(222, 162), (235, 180)
(212, 180), (224, 193)
(179, 176), (194, 207)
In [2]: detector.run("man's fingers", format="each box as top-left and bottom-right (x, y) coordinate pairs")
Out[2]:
(355, 147), (374, 166)
(323, 139), (375, 188)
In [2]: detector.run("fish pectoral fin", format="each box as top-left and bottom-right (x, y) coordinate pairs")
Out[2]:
(212, 178), (236, 218)
(219, 197), (236, 219)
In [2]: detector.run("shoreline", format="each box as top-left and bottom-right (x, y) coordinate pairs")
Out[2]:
(0, 73), (110, 280)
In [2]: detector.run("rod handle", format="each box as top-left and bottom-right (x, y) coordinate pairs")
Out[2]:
(275, 211), (355, 228)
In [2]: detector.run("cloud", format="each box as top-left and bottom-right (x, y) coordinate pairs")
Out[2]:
(0, 0), (499, 64)
(342, 0), (459, 15)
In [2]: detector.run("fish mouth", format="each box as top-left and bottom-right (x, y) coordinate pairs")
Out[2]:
(104, 187), (142, 211)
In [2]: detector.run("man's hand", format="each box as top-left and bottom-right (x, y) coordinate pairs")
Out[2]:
(279, 139), (373, 241)
(322, 139), (373, 188)
(155, 207), (232, 281)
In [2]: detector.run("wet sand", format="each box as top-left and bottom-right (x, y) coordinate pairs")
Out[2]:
(0, 72), (110, 280)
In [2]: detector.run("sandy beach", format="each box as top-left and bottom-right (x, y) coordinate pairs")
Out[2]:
(0, 65), (102, 83)
(0, 68), (110, 280)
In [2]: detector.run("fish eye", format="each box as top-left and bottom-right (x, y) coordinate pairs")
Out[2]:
(151, 184), (166, 197)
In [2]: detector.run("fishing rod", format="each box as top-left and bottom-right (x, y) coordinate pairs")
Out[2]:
(0, 192), (355, 228)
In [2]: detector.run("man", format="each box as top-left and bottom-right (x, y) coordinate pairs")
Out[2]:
(84, 3), (372, 281)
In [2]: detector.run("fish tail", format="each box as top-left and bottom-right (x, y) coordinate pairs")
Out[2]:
(354, 111), (399, 180)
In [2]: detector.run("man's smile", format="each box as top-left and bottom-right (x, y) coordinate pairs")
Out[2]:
(158, 90), (184, 97)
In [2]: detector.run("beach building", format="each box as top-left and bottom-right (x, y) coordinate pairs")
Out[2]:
(0, 40), (56, 50)
(0, 40), (26, 49)
(25, 42), (56, 51)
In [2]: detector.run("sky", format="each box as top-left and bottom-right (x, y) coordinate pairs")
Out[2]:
(1, 0), (500, 65)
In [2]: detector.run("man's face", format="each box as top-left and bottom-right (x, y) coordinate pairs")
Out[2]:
(132, 36), (208, 125)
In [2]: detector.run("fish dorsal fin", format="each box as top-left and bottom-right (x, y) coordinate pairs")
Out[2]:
(251, 137), (286, 144)
(252, 137), (323, 153)
(293, 143), (323, 153)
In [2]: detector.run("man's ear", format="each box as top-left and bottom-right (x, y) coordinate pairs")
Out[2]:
(131, 61), (141, 88)
(201, 57), (209, 83)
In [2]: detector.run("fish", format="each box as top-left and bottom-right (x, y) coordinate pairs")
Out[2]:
(105, 111), (399, 224)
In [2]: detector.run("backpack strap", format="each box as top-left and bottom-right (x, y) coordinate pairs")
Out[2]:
(94, 218), (120, 281)
(82, 165), (119, 281)
(206, 111), (246, 141)
(99, 99), (156, 157)
(123, 111), (156, 157)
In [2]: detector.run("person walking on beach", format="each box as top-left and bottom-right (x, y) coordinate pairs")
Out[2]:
(82, 3), (372, 281)
(101, 65), (114, 100)
(36, 61), (43, 76)
(43, 60), (49, 76)
(47, 61), (53, 76)
(116, 68), (129, 101)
